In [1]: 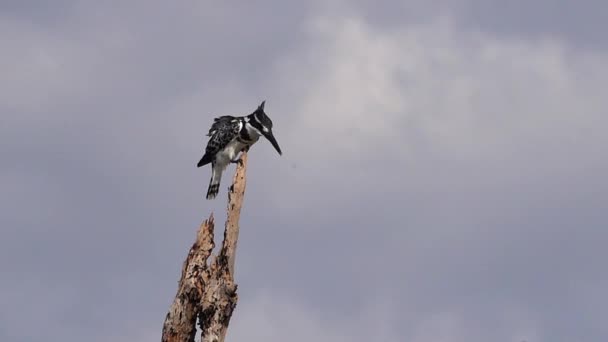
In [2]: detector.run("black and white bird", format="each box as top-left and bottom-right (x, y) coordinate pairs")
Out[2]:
(197, 101), (282, 199)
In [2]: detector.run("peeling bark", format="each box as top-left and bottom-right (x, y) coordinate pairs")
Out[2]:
(162, 152), (248, 342)
(161, 216), (215, 342)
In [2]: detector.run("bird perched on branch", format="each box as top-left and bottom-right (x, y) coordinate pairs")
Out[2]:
(197, 101), (282, 199)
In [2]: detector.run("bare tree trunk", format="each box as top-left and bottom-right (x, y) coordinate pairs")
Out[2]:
(161, 215), (216, 342)
(162, 152), (248, 342)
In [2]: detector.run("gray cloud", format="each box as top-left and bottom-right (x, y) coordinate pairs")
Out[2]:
(1, 1), (607, 342)
(348, 0), (608, 50)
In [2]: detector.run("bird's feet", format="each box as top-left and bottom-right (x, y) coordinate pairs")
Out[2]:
(230, 158), (244, 166)
(231, 148), (249, 166)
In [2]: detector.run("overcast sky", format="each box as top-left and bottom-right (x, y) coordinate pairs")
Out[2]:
(2, 1), (607, 341)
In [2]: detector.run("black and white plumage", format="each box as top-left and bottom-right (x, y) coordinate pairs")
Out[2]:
(197, 101), (282, 199)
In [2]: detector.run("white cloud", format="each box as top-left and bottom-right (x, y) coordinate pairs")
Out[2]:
(266, 14), (608, 212)
(276, 14), (607, 158)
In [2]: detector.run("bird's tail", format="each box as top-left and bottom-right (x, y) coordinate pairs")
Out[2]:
(206, 165), (223, 200)
(197, 153), (212, 168)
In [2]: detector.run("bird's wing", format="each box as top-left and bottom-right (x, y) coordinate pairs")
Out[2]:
(205, 117), (241, 156)
(207, 115), (236, 136)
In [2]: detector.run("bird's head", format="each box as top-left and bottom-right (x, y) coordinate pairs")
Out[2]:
(250, 100), (282, 155)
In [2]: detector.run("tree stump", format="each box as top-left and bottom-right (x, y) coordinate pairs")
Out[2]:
(162, 152), (248, 342)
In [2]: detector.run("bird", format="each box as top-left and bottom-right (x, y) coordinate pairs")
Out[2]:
(197, 100), (282, 199)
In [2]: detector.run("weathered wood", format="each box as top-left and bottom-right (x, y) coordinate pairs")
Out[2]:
(161, 215), (216, 342)
(222, 151), (247, 276)
(162, 152), (248, 342)
(199, 152), (247, 342)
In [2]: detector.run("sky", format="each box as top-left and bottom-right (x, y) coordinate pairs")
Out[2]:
(1, 1), (607, 341)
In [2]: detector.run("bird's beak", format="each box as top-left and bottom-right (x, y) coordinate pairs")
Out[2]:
(264, 130), (282, 155)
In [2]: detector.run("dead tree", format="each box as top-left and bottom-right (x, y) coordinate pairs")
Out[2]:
(162, 152), (248, 342)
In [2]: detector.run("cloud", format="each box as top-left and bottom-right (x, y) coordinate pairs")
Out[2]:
(230, 292), (398, 342)
(1, 2), (607, 342)
(266, 14), (607, 212)
(250, 12), (608, 341)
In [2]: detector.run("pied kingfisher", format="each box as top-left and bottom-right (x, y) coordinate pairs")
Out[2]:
(197, 101), (282, 199)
